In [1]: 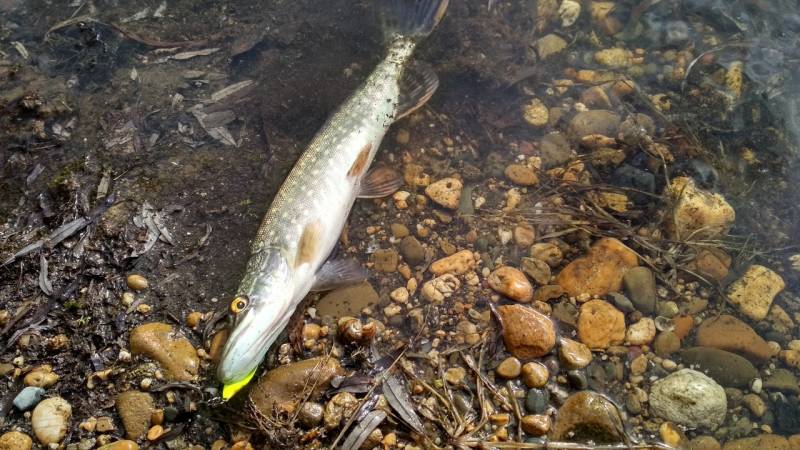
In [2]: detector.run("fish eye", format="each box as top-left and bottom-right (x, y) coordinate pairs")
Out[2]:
(230, 296), (249, 314)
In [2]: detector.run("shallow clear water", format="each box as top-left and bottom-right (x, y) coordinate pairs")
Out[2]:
(2, 0), (800, 449)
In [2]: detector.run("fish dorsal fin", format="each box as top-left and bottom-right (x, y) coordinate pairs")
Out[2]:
(358, 166), (403, 198)
(311, 258), (368, 292)
(396, 61), (439, 120)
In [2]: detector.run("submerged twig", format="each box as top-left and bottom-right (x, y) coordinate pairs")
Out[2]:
(45, 15), (216, 48)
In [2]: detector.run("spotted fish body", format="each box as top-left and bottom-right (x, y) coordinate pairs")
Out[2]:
(218, 0), (448, 398)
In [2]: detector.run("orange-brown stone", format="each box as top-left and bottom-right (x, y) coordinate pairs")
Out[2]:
(687, 248), (731, 282)
(249, 357), (344, 415)
(696, 315), (772, 363)
(498, 305), (556, 359)
(556, 238), (639, 297)
(671, 315), (694, 341)
(577, 300), (626, 349)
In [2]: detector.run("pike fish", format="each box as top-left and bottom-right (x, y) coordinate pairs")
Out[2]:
(218, 0), (449, 399)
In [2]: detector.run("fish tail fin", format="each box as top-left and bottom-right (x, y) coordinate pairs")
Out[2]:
(381, 0), (449, 41)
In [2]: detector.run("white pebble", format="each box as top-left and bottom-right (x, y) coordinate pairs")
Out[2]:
(751, 378), (763, 394)
(558, 0), (581, 27)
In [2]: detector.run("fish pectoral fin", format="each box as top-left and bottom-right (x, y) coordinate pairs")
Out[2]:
(396, 61), (439, 120)
(311, 258), (368, 292)
(358, 166), (403, 199)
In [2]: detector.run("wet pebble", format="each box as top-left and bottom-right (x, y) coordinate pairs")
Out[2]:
(577, 300), (626, 349)
(742, 394), (766, 417)
(505, 164), (539, 186)
(371, 248), (398, 272)
(444, 367), (466, 385)
(726, 265), (785, 321)
(558, 337), (592, 369)
(668, 177), (735, 241)
(539, 132), (573, 168)
(250, 357), (343, 416)
(763, 369), (800, 394)
(551, 391), (624, 442)
(97, 440), (139, 450)
(525, 387), (549, 415)
(390, 223), (409, 238)
(0, 363), (13, 376)
(523, 99), (549, 127)
(126, 274), (148, 291)
(31, 396), (71, 446)
(521, 257), (551, 285)
(649, 369), (726, 430)
(681, 347), (758, 388)
(533, 284), (565, 303)
(146, 425), (164, 441)
(498, 304), (556, 358)
(722, 435), (791, 450)
(521, 362), (549, 388)
(630, 354), (648, 376)
(488, 266), (533, 302)
(696, 314), (772, 363)
(399, 236), (425, 266)
(23, 365), (59, 388)
(608, 292), (635, 313)
(421, 274), (460, 304)
(690, 436), (721, 450)
(530, 242), (563, 267)
(558, 0), (580, 26)
(96, 416), (115, 433)
(429, 250), (475, 275)
(660, 422), (690, 449)
(116, 391), (154, 440)
(556, 237), (638, 297)
(13, 386), (45, 411)
(521, 414), (551, 436)
(425, 177), (462, 209)
(514, 224), (536, 247)
(496, 357), (522, 379)
(569, 110), (621, 139)
(185, 311), (203, 329)
(0, 431), (32, 450)
(536, 34), (567, 60)
(323, 392), (358, 430)
(594, 48), (632, 68)
(130, 322), (199, 381)
(625, 317), (656, 345)
(566, 370), (588, 389)
(688, 248), (731, 282)
(622, 267), (656, 314)
(653, 331), (681, 356)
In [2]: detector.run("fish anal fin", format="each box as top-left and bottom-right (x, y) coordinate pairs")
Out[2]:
(311, 258), (368, 292)
(358, 167), (403, 198)
(348, 143), (373, 177)
(396, 61), (439, 120)
(296, 220), (323, 268)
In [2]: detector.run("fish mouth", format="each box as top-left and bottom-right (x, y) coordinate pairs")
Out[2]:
(221, 367), (258, 400)
(217, 326), (271, 384)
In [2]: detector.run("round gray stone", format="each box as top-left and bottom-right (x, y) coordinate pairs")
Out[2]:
(649, 369), (727, 430)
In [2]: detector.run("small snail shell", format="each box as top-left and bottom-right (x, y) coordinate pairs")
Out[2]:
(32, 396), (72, 445)
(337, 317), (376, 345)
(654, 316), (675, 332)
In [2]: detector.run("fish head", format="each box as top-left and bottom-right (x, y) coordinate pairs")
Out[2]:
(217, 248), (294, 399)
